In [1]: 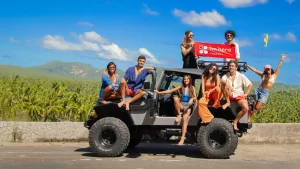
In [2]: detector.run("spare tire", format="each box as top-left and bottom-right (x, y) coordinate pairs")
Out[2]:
(89, 117), (130, 157)
(196, 118), (238, 159)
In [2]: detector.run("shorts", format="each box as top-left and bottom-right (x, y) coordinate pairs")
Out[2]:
(255, 86), (270, 104)
(125, 88), (140, 97)
(181, 102), (191, 111)
(229, 95), (246, 101)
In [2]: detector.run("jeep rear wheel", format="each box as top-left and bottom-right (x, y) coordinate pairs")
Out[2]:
(89, 117), (130, 157)
(196, 118), (238, 159)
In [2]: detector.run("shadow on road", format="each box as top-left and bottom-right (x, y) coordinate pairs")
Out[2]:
(74, 143), (208, 159)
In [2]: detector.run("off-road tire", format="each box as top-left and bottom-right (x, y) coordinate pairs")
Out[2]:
(89, 117), (130, 157)
(196, 118), (238, 159)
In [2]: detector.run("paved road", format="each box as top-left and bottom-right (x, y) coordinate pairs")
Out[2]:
(0, 143), (299, 169)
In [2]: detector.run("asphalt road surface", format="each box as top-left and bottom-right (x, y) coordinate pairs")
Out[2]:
(0, 142), (299, 169)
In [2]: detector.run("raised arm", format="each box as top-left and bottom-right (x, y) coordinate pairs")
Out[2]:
(274, 54), (286, 77)
(247, 64), (263, 77)
(154, 85), (182, 95)
(181, 44), (193, 56)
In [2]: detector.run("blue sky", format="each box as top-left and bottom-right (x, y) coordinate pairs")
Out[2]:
(0, 0), (300, 84)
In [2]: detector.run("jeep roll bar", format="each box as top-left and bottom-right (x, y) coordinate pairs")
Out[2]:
(197, 60), (248, 73)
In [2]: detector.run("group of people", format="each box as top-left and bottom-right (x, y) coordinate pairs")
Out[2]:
(177, 29), (286, 130)
(97, 29), (286, 145)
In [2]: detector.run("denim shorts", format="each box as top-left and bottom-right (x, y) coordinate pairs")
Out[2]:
(255, 86), (270, 104)
(181, 102), (191, 111)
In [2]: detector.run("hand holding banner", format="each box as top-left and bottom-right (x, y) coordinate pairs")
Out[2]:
(194, 42), (236, 59)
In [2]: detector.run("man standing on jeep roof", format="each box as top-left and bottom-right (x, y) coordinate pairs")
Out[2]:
(221, 60), (252, 131)
(122, 55), (156, 110)
(224, 30), (240, 62)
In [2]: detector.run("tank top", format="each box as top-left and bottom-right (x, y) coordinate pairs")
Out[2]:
(181, 44), (197, 68)
(181, 87), (191, 102)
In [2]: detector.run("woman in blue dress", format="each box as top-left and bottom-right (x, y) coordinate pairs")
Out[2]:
(98, 62), (126, 108)
(154, 75), (197, 145)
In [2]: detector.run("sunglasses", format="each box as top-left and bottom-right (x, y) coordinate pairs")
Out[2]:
(226, 34), (233, 37)
(109, 66), (115, 69)
(209, 67), (217, 71)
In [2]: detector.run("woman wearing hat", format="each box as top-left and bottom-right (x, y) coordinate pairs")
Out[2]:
(246, 54), (286, 121)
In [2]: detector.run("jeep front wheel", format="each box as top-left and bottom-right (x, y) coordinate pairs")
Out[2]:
(196, 118), (238, 159)
(89, 117), (130, 157)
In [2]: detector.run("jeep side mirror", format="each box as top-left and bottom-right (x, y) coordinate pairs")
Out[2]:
(143, 81), (151, 90)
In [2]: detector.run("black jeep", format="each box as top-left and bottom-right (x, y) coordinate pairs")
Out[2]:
(84, 60), (255, 159)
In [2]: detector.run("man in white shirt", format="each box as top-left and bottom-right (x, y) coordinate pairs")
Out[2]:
(221, 60), (252, 131)
(196, 30), (240, 64)
(224, 30), (240, 62)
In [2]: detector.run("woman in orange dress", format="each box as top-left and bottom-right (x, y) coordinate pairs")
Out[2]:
(198, 63), (222, 123)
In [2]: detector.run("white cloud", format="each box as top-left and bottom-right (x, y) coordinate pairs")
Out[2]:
(285, 32), (297, 42)
(142, 4), (159, 16)
(235, 39), (253, 47)
(139, 48), (159, 64)
(77, 22), (94, 27)
(79, 31), (108, 44)
(42, 31), (161, 64)
(219, 0), (268, 8)
(43, 35), (101, 52)
(269, 33), (281, 39)
(286, 0), (295, 4)
(9, 37), (20, 43)
(172, 9), (229, 27)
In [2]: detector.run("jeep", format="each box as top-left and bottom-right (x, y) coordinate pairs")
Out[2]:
(84, 60), (255, 159)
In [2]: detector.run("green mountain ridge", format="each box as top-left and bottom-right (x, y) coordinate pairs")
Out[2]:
(28, 60), (125, 79)
(0, 61), (299, 91)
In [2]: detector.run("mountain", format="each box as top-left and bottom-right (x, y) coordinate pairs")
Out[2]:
(1, 61), (299, 90)
(0, 64), (65, 78)
(28, 60), (125, 79)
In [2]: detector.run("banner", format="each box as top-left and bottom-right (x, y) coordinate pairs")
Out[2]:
(194, 42), (236, 59)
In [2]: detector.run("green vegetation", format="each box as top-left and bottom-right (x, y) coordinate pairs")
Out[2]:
(0, 62), (299, 123)
(0, 75), (99, 122)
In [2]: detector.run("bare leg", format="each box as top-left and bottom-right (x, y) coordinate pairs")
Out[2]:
(100, 86), (113, 104)
(125, 90), (146, 110)
(255, 101), (264, 113)
(233, 99), (249, 131)
(117, 78), (126, 108)
(178, 109), (191, 145)
(248, 101), (264, 122)
(221, 82), (231, 110)
(173, 97), (182, 122)
(211, 86), (222, 108)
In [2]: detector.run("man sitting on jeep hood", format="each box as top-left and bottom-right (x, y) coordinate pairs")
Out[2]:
(221, 60), (252, 131)
(122, 55), (156, 110)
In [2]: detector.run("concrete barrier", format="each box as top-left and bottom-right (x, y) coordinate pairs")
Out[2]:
(0, 122), (299, 144)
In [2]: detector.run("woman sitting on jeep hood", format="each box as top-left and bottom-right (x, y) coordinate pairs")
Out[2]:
(154, 75), (197, 145)
(246, 54), (286, 121)
(198, 63), (222, 123)
(98, 62), (126, 108)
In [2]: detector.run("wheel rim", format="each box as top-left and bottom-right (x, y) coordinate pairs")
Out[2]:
(98, 129), (117, 148)
(208, 130), (228, 149)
